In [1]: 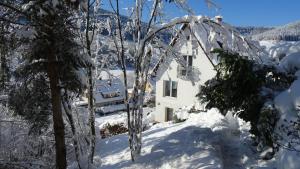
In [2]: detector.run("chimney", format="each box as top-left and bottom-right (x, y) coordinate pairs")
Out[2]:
(215, 15), (223, 23)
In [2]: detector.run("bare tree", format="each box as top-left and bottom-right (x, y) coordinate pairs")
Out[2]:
(78, 0), (102, 166)
(107, 0), (199, 160)
(107, 0), (265, 161)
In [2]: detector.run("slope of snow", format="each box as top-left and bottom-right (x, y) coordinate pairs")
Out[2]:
(273, 78), (300, 169)
(259, 40), (300, 63)
(257, 39), (300, 169)
(279, 52), (300, 72)
(273, 55), (300, 169)
(252, 21), (300, 41)
(88, 109), (276, 169)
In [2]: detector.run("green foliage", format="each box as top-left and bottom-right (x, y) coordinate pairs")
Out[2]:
(8, 3), (91, 135)
(9, 74), (51, 134)
(0, 23), (17, 93)
(197, 49), (294, 136)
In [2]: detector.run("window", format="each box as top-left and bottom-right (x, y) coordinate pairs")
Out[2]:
(163, 80), (170, 96)
(163, 80), (177, 98)
(188, 56), (193, 66)
(171, 81), (177, 97)
(193, 49), (198, 55)
(180, 55), (193, 76)
(186, 35), (190, 41)
(166, 107), (174, 121)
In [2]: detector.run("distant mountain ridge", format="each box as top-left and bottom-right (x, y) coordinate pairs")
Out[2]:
(97, 9), (172, 43)
(97, 10), (300, 42)
(251, 21), (300, 41)
(235, 26), (273, 36)
(97, 9), (270, 43)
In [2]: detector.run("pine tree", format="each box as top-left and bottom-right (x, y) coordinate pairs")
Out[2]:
(5, 1), (91, 168)
(197, 49), (294, 136)
(0, 7), (16, 93)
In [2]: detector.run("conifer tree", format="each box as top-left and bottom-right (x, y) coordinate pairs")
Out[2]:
(197, 49), (294, 136)
(3, 1), (91, 168)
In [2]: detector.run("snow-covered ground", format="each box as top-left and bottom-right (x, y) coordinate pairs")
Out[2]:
(70, 40), (300, 169)
(95, 107), (154, 129)
(259, 40), (300, 61)
(274, 70), (300, 169)
(91, 109), (277, 169)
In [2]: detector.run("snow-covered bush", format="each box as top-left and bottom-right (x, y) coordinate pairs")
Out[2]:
(0, 104), (55, 168)
(274, 78), (300, 151)
(173, 105), (199, 123)
(144, 94), (155, 108)
(197, 49), (294, 152)
(279, 52), (300, 73)
(256, 102), (279, 151)
(260, 41), (300, 62)
(174, 108), (189, 123)
(8, 74), (51, 134)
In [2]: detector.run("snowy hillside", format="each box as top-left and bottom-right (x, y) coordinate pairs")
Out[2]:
(97, 9), (172, 43)
(235, 26), (273, 36)
(97, 9), (275, 43)
(252, 21), (300, 41)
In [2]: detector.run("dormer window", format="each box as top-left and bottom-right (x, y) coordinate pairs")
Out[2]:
(184, 55), (193, 66)
(179, 55), (193, 76)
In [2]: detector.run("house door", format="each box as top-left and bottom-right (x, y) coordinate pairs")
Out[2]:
(166, 107), (174, 121)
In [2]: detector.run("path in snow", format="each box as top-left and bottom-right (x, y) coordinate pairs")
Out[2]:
(93, 110), (267, 169)
(98, 123), (223, 169)
(217, 129), (252, 169)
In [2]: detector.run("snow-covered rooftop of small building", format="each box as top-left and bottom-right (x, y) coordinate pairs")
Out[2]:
(94, 77), (125, 105)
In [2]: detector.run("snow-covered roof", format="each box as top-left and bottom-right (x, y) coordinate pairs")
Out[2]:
(94, 78), (125, 105)
(151, 15), (271, 77)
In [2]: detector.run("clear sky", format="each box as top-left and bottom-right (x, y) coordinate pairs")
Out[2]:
(102, 0), (300, 27)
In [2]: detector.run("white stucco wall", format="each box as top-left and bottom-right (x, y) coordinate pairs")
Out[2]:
(155, 28), (216, 122)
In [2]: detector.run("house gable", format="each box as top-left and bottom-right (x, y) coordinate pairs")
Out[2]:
(155, 24), (215, 83)
(154, 24), (216, 122)
(154, 16), (266, 122)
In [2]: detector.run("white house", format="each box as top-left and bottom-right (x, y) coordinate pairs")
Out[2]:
(154, 16), (265, 122)
(154, 26), (216, 122)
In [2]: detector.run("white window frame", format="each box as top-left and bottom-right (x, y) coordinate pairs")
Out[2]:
(163, 80), (177, 98)
(180, 55), (193, 76)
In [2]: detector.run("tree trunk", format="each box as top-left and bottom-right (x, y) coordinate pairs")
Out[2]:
(85, 1), (96, 164)
(62, 94), (82, 169)
(0, 24), (8, 92)
(87, 67), (96, 165)
(0, 50), (6, 90)
(47, 58), (67, 169)
(113, 0), (133, 161)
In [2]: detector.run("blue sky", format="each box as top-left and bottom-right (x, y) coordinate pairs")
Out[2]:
(102, 0), (300, 27)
